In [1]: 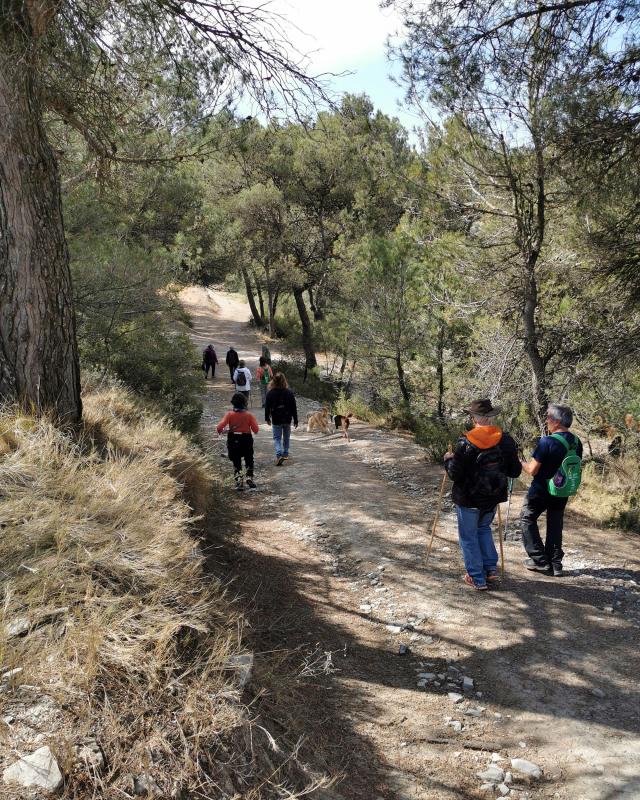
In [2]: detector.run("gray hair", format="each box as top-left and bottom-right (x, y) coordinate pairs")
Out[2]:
(471, 414), (494, 425)
(547, 403), (573, 428)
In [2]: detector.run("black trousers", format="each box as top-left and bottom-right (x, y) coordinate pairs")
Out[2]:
(227, 433), (254, 477)
(521, 490), (568, 567)
(228, 363), (238, 380)
(204, 361), (216, 378)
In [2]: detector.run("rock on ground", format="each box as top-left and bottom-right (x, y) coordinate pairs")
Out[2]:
(3, 746), (63, 791)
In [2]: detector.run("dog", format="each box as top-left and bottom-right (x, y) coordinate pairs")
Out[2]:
(333, 413), (353, 442)
(306, 407), (331, 433)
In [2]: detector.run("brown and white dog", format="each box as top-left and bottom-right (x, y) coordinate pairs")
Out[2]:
(333, 413), (353, 442)
(306, 407), (331, 433)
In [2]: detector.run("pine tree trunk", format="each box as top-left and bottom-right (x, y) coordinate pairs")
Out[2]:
(0, 18), (82, 422)
(436, 320), (445, 419)
(293, 287), (317, 369)
(240, 267), (264, 327)
(395, 349), (411, 404)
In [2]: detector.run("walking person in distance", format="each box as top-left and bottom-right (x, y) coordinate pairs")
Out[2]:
(519, 403), (583, 577)
(202, 344), (218, 379)
(216, 393), (259, 490)
(225, 346), (239, 382)
(233, 360), (252, 403)
(265, 372), (298, 466)
(443, 399), (522, 590)
(256, 356), (273, 408)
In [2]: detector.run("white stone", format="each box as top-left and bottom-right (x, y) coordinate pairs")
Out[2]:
(417, 680), (427, 688)
(497, 783), (510, 796)
(386, 625), (402, 634)
(462, 676), (474, 692)
(518, 741), (527, 748)
(491, 753), (503, 762)
(225, 653), (253, 687)
(505, 771), (513, 784)
(480, 783), (496, 793)
(75, 740), (105, 771)
(477, 765), (504, 782)
(591, 688), (605, 698)
(6, 618), (30, 637)
(464, 706), (485, 717)
(3, 746), (63, 791)
(447, 720), (463, 732)
(448, 692), (464, 703)
(511, 758), (542, 779)
(1, 668), (22, 682)
(359, 604), (372, 613)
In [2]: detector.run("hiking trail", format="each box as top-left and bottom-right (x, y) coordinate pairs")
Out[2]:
(181, 286), (640, 800)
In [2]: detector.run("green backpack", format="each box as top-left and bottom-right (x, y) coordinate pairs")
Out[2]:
(547, 434), (582, 497)
(260, 366), (272, 386)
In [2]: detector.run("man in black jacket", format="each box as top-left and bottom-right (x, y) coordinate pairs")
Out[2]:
(443, 399), (522, 590)
(225, 346), (239, 383)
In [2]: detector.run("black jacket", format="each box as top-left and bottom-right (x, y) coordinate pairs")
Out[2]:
(225, 349), (239, 367)
(265, 388), (298, 426)
(444, 429), (521, 508)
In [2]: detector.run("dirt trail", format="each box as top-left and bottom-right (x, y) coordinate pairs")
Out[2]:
(181, 286), (640, 800)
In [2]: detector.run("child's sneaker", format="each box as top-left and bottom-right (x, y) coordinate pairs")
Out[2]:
(246, 478), (257, 489)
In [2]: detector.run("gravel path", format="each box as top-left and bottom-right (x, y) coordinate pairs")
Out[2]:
(182, 286), (640, 800)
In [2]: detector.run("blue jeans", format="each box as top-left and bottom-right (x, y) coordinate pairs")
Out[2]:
(271, 424), (291, 457)
(455, 506), (498, 587)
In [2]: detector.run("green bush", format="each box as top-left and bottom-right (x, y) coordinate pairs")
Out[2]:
(414, 416), (465, 461)
(272, 359), (338, 405)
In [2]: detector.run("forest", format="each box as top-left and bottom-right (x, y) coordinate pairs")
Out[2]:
(2, 0), (640, 488)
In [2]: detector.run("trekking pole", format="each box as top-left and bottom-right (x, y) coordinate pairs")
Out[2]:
(497, 503), (505, 578)
(424, 443), (452, 566)
(503, 478), (514, 541)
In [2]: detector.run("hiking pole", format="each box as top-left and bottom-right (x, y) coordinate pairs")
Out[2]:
(425, 443), (452, 566)
(497, 503), (505, 578)
(503, 478), (514, 541)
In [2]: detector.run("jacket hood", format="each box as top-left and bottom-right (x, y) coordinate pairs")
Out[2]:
(465, 426), (503, 449)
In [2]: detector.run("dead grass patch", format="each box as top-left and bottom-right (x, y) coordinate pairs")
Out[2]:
(0, 379), (330, 798)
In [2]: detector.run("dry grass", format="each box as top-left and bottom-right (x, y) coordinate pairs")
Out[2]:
(575, 452), (640, 531)
(0, 378), (331, 799)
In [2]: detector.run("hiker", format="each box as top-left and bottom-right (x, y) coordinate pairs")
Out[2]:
(233, 359), (252, 403)
(225, 346), (239, 382)
(216, 392), (259, 490)
(443, 399), (522, 591)
(261, 344), (272, 365)
(202, 344), (218, 379)
(264, 371), (298, 466)
(519, 403), (583, 577)
(256, 356), (273, 408)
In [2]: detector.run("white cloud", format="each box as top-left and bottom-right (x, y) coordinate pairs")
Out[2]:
(248, 0), (403, 73)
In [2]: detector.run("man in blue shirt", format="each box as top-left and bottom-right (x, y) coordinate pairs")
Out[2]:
(519, 404), (583, 577)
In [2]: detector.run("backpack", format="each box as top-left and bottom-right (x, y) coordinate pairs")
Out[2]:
(468, 440), (508, 503)
(236, 369), (247, 387)
(260, 366), (272, 386)
(547, 434), (582, 497)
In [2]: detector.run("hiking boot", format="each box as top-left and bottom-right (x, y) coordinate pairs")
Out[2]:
(523, 558), (551, 574)
(552, 563), (564, 577)
(282, 454), (289, 460)
(246, 478), (257, 489)
(486, 570), (500, 584)
(463, 574), (488, 591)
(275, 456), (284, 466)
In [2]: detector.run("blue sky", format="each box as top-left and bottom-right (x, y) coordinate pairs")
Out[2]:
(245, 0), (423, 136)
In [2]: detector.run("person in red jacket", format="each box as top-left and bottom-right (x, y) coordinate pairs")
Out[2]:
(216, 393), (259, 490)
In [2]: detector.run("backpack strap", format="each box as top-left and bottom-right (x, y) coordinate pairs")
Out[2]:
(550, 433), (577, 452)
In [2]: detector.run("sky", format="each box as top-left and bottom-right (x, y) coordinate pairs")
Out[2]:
(245, 0), (424, 137)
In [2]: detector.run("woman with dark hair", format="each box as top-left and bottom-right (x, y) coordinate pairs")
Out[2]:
(264, 372), (298, 465)
(216, 392), (259, 490)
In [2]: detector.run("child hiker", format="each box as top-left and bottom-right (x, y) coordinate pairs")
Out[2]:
(216, 392), (259, 490)
(256, 356), (273, 408)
